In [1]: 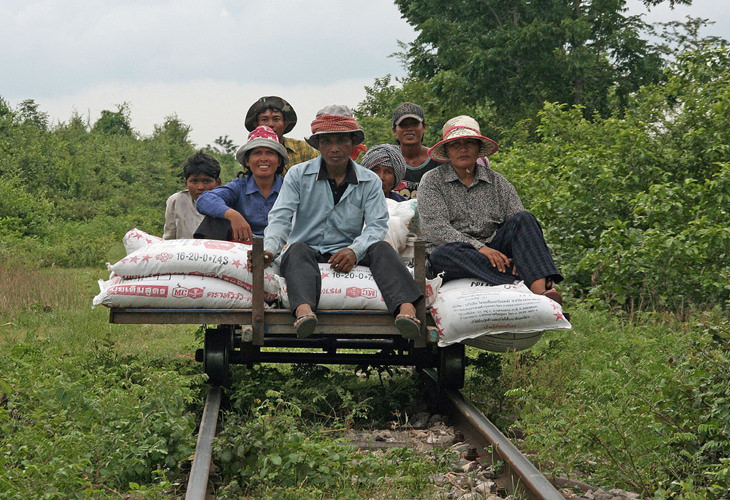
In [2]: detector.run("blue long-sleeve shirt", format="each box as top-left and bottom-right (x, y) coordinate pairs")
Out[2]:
(264, 157), (388, 263)
(196, 175), (283, 237)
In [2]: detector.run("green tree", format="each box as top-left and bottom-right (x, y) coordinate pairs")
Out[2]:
(386, 0), (701, 136)
(91, 103), (133, 136)
(211, 135), (237, 156)
(499, 42), (730, 310)
(15, 99), (49, 130)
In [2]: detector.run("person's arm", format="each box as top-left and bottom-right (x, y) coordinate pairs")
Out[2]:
(417, 172), (485, 249)
(162, 194), (177, 240)
(196, 179), (254, 241)
(348, 179), (389, 262)
(195, 182), (241, 219)
(500, 178), (525, 220)
(263, 171), (299, 258)
(223, 208), (253, 242)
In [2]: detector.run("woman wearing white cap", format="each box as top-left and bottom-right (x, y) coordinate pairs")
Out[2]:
(417, 115), (564, 304)
(196, 125), (288, 242)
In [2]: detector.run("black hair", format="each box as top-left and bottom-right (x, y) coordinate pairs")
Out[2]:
(255, 104), (284, 120)
(182, 150), (221, 179)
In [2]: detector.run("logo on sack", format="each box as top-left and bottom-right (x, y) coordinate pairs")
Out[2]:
(346, 287), (378, 299)
(172, 286), (204, 299)
(156, 252), (173, 262)
(203, 241), (236, 251)
(110, 284), (166, 297)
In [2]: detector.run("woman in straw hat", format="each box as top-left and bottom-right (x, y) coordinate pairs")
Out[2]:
(417, 115), (564, 304)
(196, 125), (288, 242)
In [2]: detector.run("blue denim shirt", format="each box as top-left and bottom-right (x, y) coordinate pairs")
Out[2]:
(264, 156), (388, 263)
(196, 175), (283, 237)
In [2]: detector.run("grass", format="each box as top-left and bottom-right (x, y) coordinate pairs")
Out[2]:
(2, 262), (729, 498)
(1, 262), (204, 499)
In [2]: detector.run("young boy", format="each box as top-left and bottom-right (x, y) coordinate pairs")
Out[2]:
(163, 151), (222, 239)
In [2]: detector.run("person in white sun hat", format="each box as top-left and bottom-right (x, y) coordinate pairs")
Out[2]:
(196, 125), (288, 242)
(417, 115), (564, 305)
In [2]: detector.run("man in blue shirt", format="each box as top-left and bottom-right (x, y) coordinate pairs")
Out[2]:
(259, 105), (423, 338)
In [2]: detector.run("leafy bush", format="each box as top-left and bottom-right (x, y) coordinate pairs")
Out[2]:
(498, 306), (730, 498)
(0, 98), (246, 267)
(214, 366), (440, 499)
(498, 44), (730, 310)
(0, 175), (53, 238)
(0, 339), (200, 498)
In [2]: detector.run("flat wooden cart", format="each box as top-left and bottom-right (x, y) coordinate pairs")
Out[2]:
(109, 239), (465, 388)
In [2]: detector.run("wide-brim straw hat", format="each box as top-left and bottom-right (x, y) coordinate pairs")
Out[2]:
(305, 104), (365, 149)
(427, 115), (498, 162)
(244, 96), (297, 134)
(235, 125), (289, 166)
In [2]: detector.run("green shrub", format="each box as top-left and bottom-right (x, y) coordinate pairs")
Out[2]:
(499, 305), (730, 497)
(498, 44), (730, 310)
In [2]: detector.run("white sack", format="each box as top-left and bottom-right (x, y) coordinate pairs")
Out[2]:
(108, 238), (280, 301)
(123, 228), (163, 254)
(430, 279), (571, 351)
(278, 264), (441, 310)
(385, 199), (420, 255)
(93, 274), (255, 309)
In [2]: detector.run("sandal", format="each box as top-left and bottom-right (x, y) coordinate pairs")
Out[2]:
(294, 313), (318, 339)
(395, 314), (421, 340)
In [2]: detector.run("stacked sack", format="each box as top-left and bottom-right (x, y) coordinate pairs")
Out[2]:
(385, 198), (418, 256)
(277, 264), (441, 311)
(430, 279), (572, 352)
(93, 229), (279, 309)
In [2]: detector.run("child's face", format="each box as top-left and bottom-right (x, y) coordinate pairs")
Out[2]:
(185, 173), (220, 201)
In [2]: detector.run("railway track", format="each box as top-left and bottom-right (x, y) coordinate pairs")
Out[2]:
(183, 374), (566, 500)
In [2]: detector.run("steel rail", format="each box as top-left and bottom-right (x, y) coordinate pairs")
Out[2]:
(185, 385), (222, 500)
(423, 369), (564, 500)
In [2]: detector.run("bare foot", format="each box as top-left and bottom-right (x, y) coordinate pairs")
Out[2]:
(398, 303), (416, 317)
(295, 304), (313, 318)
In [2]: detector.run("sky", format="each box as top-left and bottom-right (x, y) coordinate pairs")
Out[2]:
(2, 0), (728, 148)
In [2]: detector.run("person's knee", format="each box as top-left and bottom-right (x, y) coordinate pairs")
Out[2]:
(285, 241), (314, 258)
(288, 241), (311, 253)
(429, 242), (466, 265)
(369, 240), (396, 257)
(282, 241), (315, 269)
(511, 210), (537, 224)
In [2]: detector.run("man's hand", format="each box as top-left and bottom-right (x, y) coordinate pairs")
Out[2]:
(328, 248), (357, 273)
(247, 250), (274, 269)
(478, 245), (514, 274)
(224, 208), (253, 243)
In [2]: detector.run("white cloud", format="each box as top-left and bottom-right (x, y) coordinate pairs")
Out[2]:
(1, 0), (415, 97)
(22, 78), (377, 147)
(627, 0), (730, 42)
(1, 0), (415, 146)
(3, 0), (728, 150)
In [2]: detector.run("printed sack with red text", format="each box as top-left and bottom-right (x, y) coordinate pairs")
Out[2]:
(108, 238), (279, 301)
(93, 274), (255, 309)
(277, 264), (441, 310)
(430, 279), (571, 352)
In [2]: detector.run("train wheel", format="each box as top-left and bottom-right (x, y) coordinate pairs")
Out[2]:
(204, 326), (233, 387)
(438, 343), (465, 389)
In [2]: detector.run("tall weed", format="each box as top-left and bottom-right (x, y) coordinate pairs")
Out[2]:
(494, 304), (730, 498)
